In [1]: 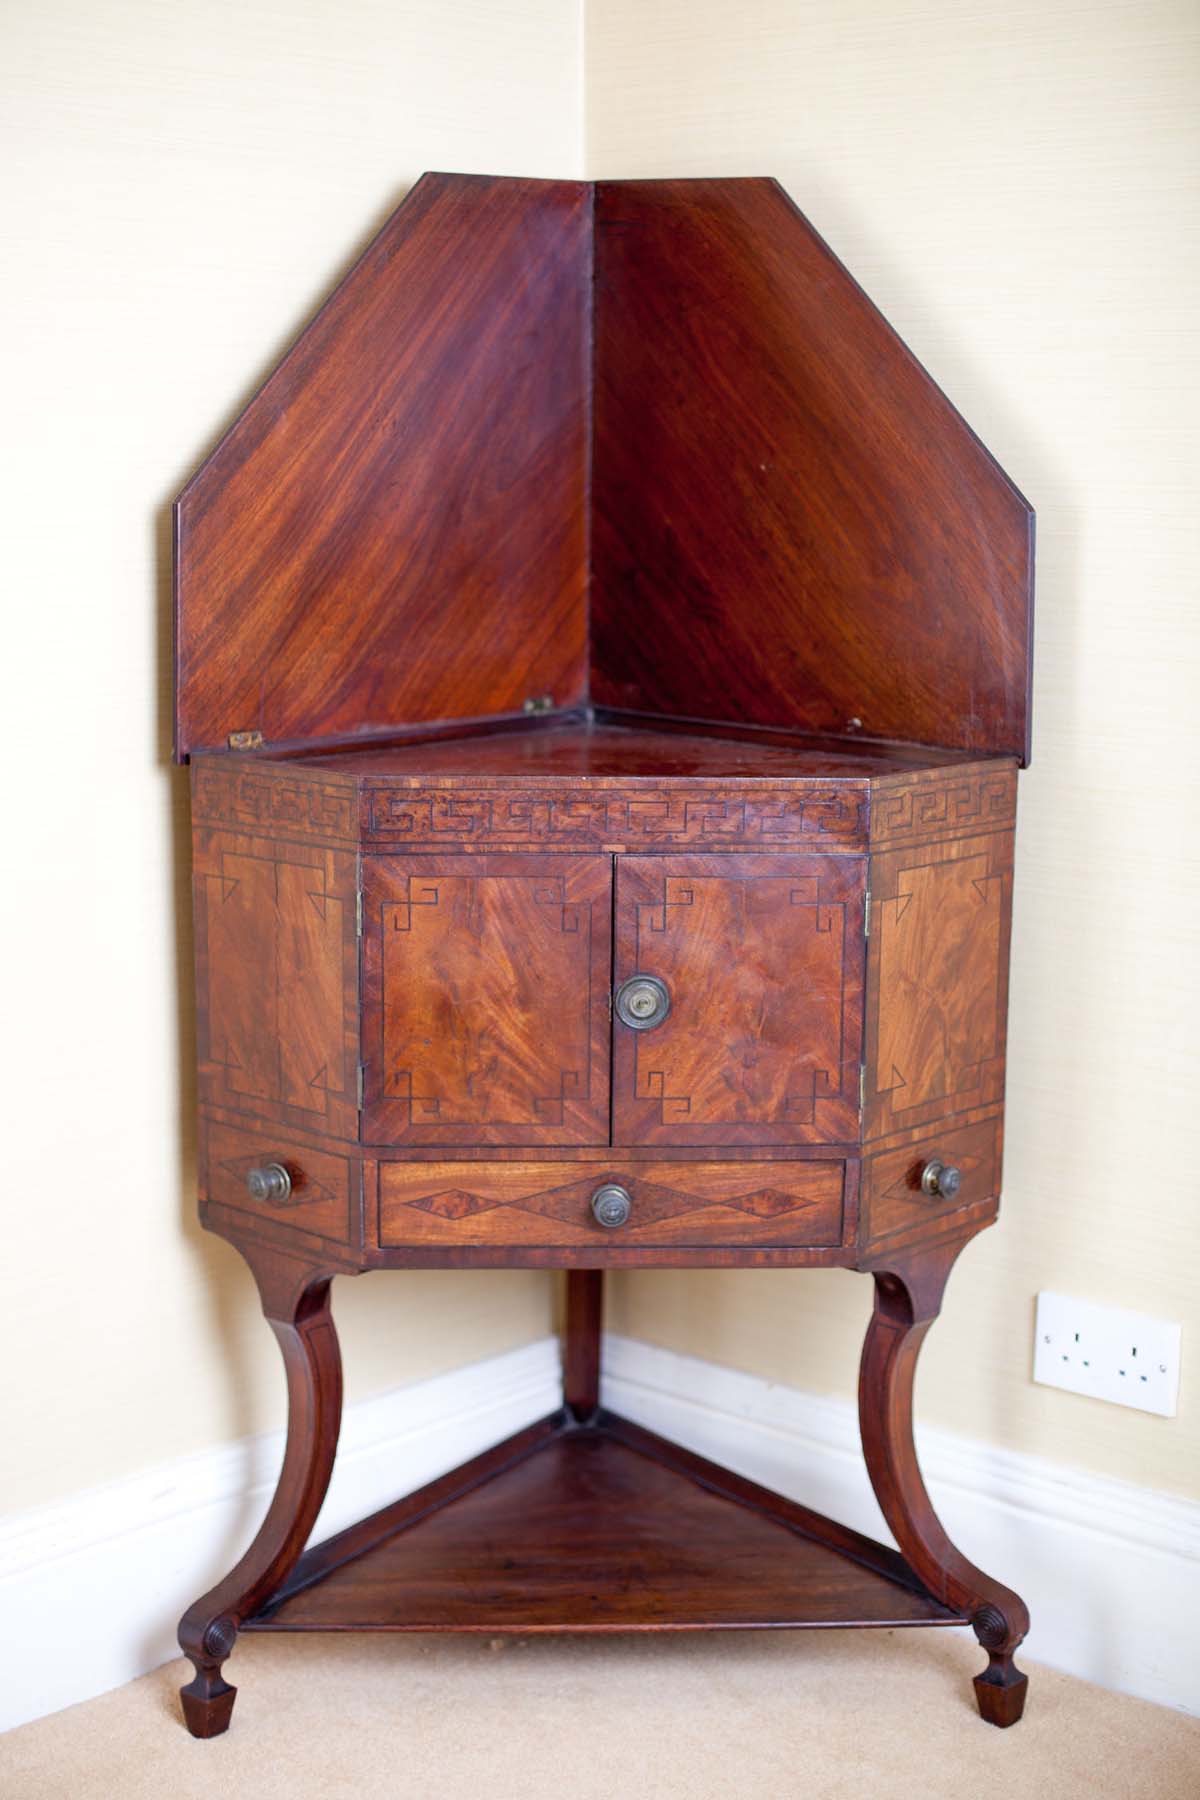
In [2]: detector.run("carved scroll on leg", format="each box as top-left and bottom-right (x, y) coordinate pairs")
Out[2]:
(858, 1236), (1030, 1727)
(178, 1240), (343, 1737)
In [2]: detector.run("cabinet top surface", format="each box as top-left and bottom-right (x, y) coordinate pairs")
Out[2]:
(292, 722), (992, 784)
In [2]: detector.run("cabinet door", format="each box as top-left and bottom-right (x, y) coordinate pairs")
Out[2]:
(612, 855), (865, 1146)
(363, 855), (611, 1146)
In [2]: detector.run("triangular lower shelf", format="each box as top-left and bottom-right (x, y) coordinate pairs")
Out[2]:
(245, 1411), (967, 1635)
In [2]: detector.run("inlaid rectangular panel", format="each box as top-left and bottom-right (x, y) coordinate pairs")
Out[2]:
(612, 855), (865, 1146)
(201, 1118), (357, 1245)
(363, 855), (611, 1146)
(864, 830), (1013, 1140)
(192, 821), (359, 1138)
(378, 1160), (845, 1249)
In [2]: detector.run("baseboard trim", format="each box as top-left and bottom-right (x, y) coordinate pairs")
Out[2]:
(3, 1328), (1196, 1732)
(600, 1332), (1200, 1716)
(0, 1335), (562, 1734)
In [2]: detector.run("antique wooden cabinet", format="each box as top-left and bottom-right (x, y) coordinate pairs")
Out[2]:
(174, 174), (1034, 1736)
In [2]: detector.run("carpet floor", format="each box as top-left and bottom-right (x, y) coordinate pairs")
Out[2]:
(1, 1631), (1197, 1799)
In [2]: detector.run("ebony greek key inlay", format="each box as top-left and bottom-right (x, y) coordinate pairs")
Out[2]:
(194, 766), (356, 841)
(871, 771), (1015, 849)
(365, 786), (866, 849)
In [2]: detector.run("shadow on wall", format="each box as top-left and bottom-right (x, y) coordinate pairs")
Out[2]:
(153, 184), (415, 1456)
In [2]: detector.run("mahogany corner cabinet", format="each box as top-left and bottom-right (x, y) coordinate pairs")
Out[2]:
(173, 174), (1035, 1736)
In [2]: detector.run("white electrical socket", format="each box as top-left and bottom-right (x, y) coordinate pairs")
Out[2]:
(1033, 1291), (1182, 1417)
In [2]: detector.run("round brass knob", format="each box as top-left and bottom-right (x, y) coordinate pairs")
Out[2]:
(614, 974), (671, 1031)
(920, 1158), (961, 1201)
(591, 1183), (633, 1229)
(246, 1162), (293, 1205)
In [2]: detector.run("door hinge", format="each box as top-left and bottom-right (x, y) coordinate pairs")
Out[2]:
(227, 729), (265, 751)
(356, 889), (363, 937)
(859, 1064), (867, 1111)
(863, 889), (871, 938)
(356, 1063), (365, 1110)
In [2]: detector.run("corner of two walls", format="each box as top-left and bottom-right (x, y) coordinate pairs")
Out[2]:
(586, 0), (1200, 1507)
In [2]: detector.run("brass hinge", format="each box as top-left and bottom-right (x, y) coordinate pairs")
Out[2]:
(356, 890), (363, 937)
(522, 694), (554, 714)
(859, 1064), (867, 1110)
(863, 890), (871, 938)
(227, 729), (265, 750)
(356, 1064), (365, 1109)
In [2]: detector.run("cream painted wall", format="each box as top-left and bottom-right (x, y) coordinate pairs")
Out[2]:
(1, 1), (582, 1514)
(589, 0), (1200, 1499)
(3, 0), (1196, 1525)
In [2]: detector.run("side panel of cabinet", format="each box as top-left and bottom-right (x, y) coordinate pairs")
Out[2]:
(362, 854), (612, 1146)
(192, 824), (360, 1140)
(864, 828), (1013, 1140)
(612, 854), (865, 1146)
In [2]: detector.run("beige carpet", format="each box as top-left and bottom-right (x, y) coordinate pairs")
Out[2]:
(2, 1631), (1197, 1799)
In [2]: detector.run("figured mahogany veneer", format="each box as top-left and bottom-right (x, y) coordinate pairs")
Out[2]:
(362, 854), (612, 1146)
(175, 174), (1032, 1741)
(613, 853), (864, 1146)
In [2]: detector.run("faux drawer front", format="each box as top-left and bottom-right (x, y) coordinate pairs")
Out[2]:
(379, 1161), (845, 1249)
(862, 1115), (1002, 1249)
(201, 1119), (355, 1245)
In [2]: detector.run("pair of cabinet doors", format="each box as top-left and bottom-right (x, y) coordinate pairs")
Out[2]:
(362, 853), (865, 1149)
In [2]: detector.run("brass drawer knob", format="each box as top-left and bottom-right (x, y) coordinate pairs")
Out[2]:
(920, 1158), (961, 1201)
(591, 1183), (633, 1229)
(246, 1162), (293, 1205)
(615, 974), (671, 1031)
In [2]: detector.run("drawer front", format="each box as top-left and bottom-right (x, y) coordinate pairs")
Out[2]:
(378, 1160), (845, 1249)
(861, 1115), (1002, 1248)
(201, 1118), (356, 1244)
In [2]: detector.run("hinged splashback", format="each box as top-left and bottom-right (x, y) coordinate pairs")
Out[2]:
(174, 174), (591, 759)
(174, 173), (1033, 762)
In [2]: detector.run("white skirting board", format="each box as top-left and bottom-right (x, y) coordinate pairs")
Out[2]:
(0, 1336), (563, 1735)
(1, 1330), (1196, 1733)
(599, 1334), (1200, 1718)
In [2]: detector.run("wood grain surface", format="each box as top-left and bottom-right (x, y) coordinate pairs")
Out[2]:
(590, 178), (1033, 760)
(613, 854), (865, 1145)
(362, 854), (612, 1145)
(377, 1159), (845, 1249)
(864, 829), (1013, 1141)
(175, 174), (589, 757)
(251, 1416), (965, 1633)
(192, 817), (359, 1140)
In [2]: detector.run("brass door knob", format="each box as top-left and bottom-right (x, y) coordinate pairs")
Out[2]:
(615, 974), (671, 1031)
(246, 1162), (293, 1205)
(920, 1158), (961, 1201)
(591, 1183), (633, 1229)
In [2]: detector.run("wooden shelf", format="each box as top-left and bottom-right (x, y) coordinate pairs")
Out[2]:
(245, 1411), (967, 1636)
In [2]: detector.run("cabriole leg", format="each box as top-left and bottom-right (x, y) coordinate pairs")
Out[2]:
(858, 1235), (1030, 1727)
(178, 1239), (343, 1737)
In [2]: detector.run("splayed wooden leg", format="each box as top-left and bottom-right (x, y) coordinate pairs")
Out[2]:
(859, 1234), (1030, 1727)
(178, 1239), (343, 1737)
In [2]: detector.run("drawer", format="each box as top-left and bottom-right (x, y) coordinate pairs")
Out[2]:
(861, 1115), (1002, 1248)
(201, 1119), (355, 1245)
(378, 1160), (845, 1249)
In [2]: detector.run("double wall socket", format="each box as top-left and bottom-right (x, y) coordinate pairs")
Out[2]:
(1033, 1291), (1182, 1418)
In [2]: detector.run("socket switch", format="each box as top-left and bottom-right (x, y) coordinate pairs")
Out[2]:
(1033, 1291), (1182, 1418)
